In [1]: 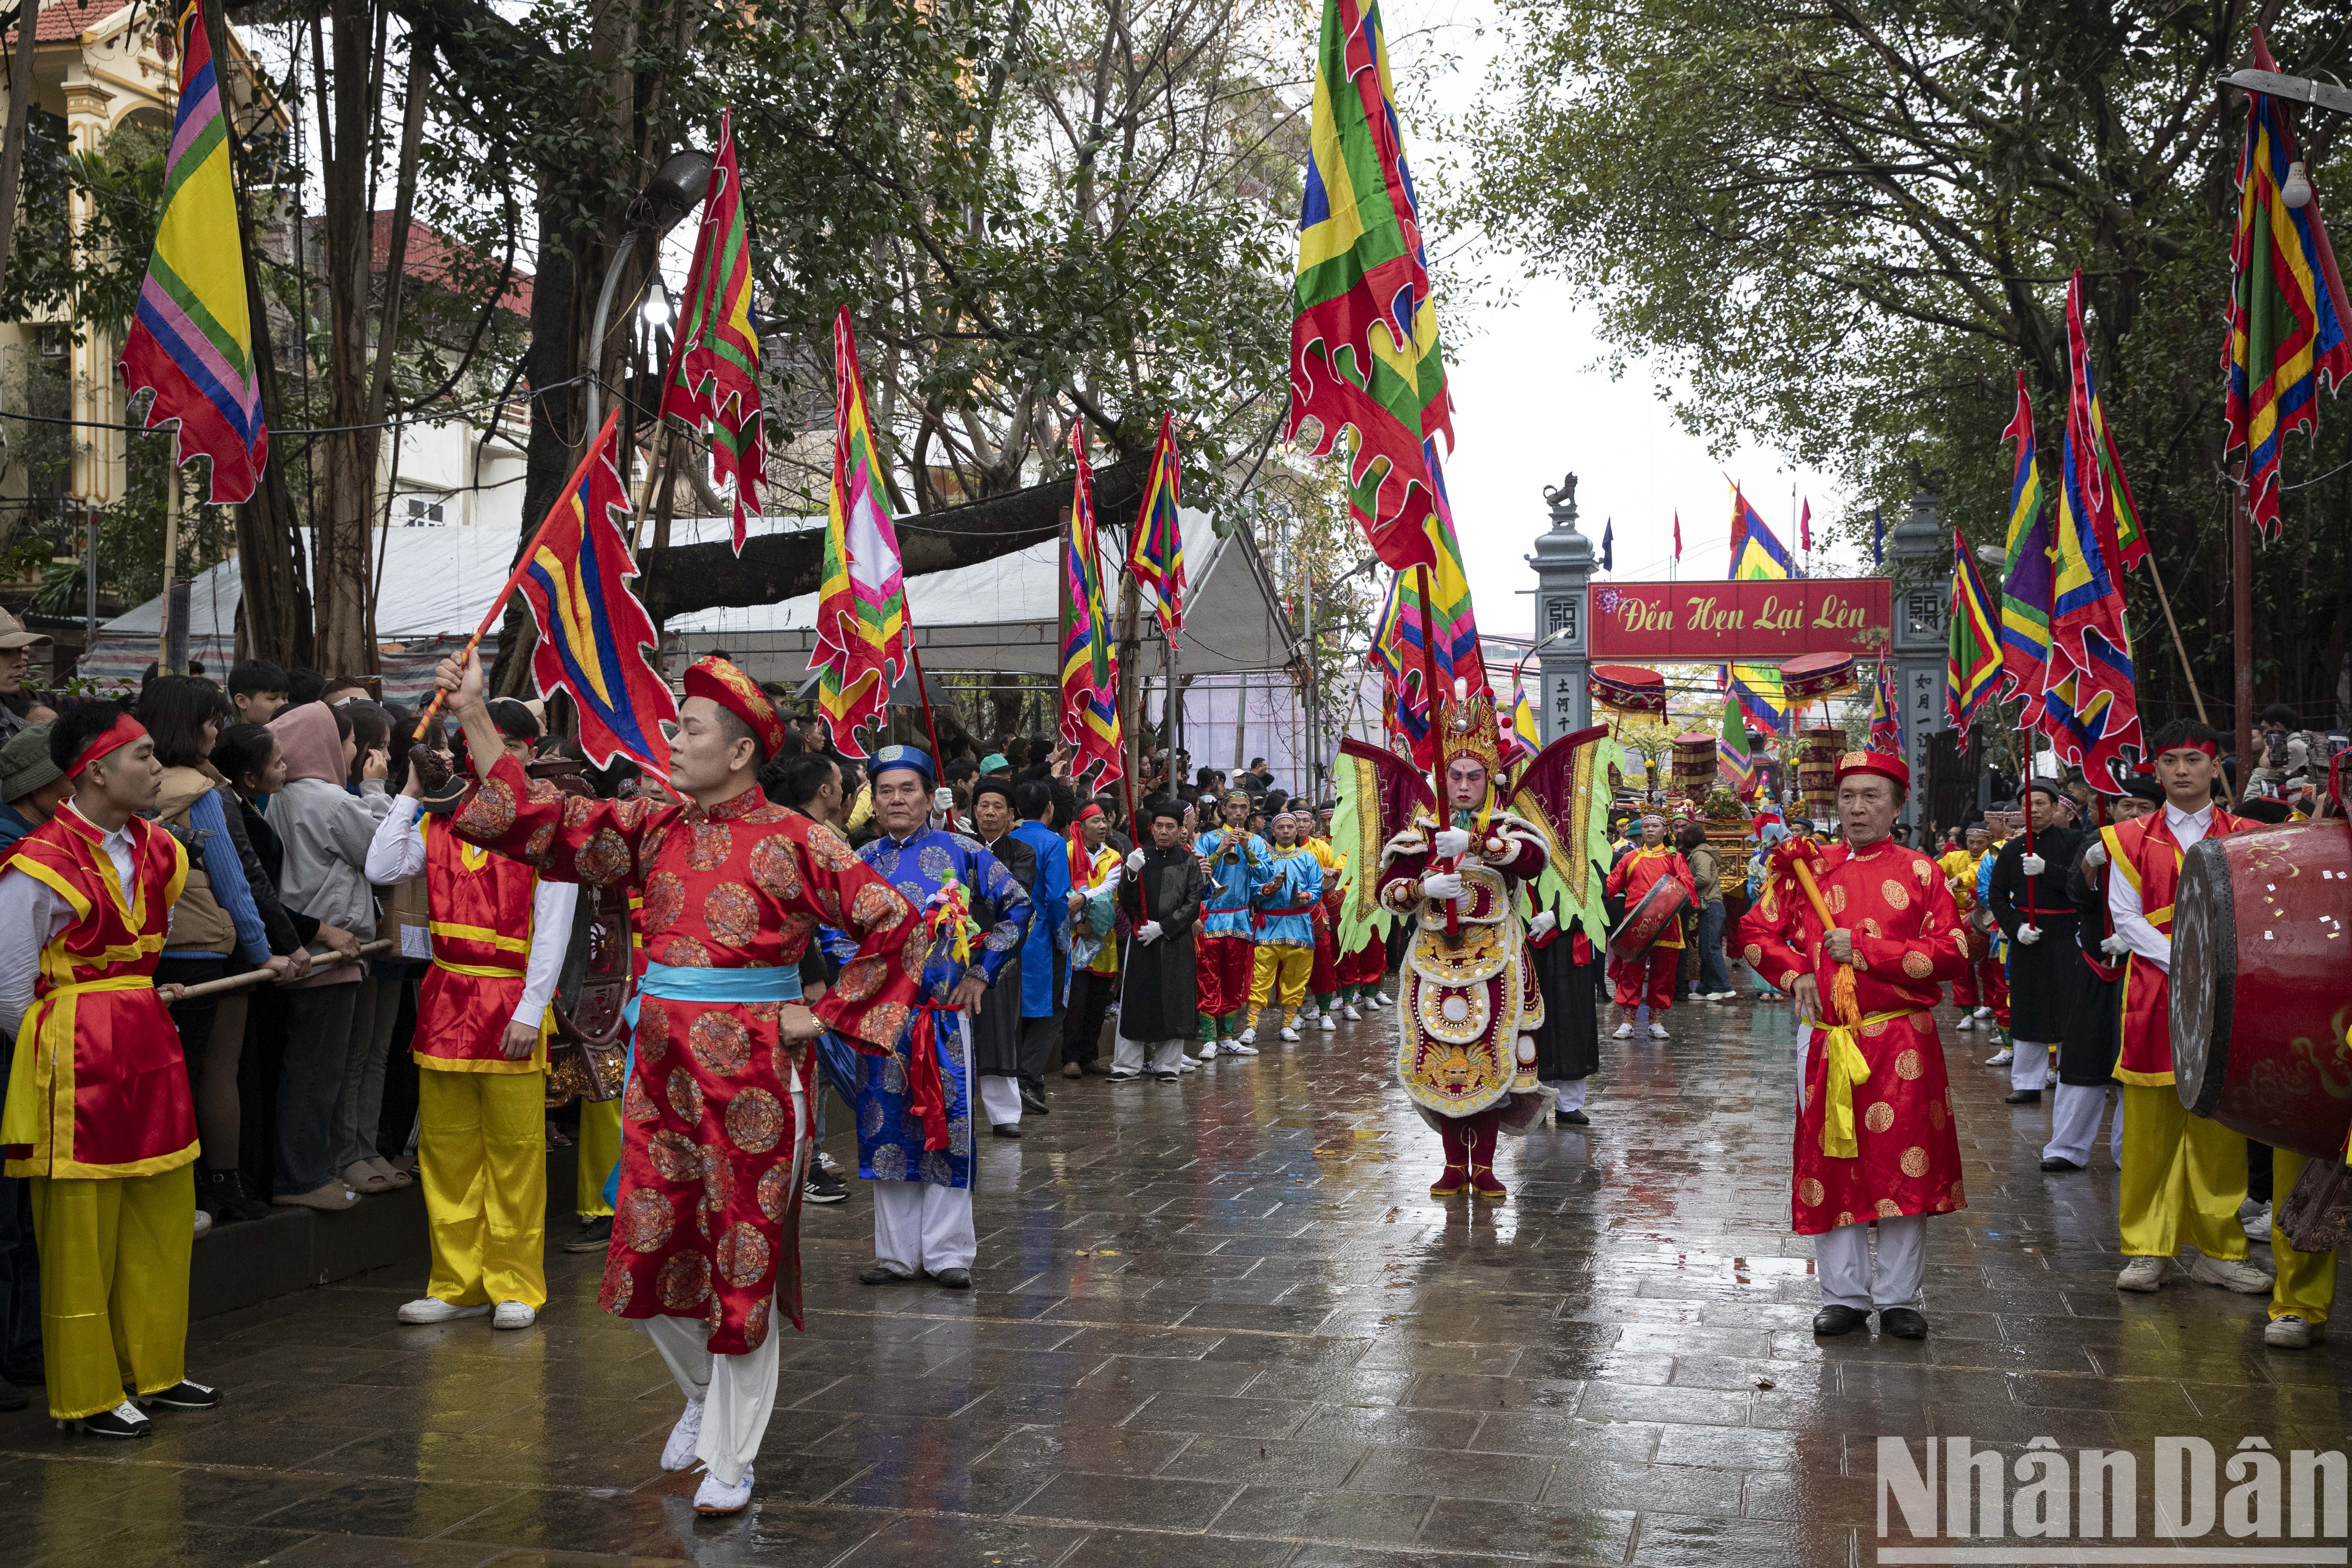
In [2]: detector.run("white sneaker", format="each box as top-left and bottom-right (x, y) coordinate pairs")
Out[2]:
(2265, 1314), (2320, 1349)
(1366, 992), (1387, 1008)
(1177, 1055), (1197, 1073)
(1973, 1006), (1994, 1020)
(1196, 1042), (1220, 1061)
(1985, 1047), (2014, 1066)
(1279, 1026), (1301, 1042)
(2188, 1253), (2274, 1295)
(1238, 1027), (1258, 1045)
(1954, 1016), (1975, 1034)
(818, 1151), (843, 1175)
(1223, 1041), (1260, 1057)
(492, 1301), (537, 1330)
(2115, 1256), (2172, 1292)
(398, 1298), (492, 1325)
(662, 1396), (706, 1470)
(193, 1208), (213, 1241)
(2241, 1201), (2274, 1243)
(1318, 1015), (1335, 1033)
(1612, 1022), (1635, 1039)
(1342, 1005), (1362, 1021)
(693, 1466), (753, 1515)
(1649, 1022), (1669, 1040)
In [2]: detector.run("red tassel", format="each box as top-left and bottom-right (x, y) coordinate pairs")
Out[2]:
(907, 1005), (953, 1152)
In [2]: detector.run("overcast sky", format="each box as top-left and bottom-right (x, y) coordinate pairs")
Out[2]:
(1381, 0), (1855, 637)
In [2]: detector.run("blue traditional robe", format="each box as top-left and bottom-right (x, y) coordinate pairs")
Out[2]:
(1007, 819), (1070, 1017)
(1254, 844), (1321, 949)
(1194, 827), (1272, 940)
(836, 828), (1027, 1190)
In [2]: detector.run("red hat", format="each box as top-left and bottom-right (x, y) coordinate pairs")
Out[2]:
(682, 657), (787, 759)
(1835, 749), (1910, 793)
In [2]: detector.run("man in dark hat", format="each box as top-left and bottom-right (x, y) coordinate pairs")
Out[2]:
(2043, 776), (2160, 1173)
(965, 775), (1033, 1136)
(1987, 781), (2089, 1107)
(1111, 799), (1207, 1080)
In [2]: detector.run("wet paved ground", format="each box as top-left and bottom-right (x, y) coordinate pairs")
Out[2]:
(6, 990), (2350, 1567)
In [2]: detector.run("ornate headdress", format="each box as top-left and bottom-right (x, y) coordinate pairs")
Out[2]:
(1436, 678), (1504, 781)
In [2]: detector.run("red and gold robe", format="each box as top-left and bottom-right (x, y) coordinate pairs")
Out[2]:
(1735, 836), (1969, 1235)
(2102, 807), (2246, 1086)
(449, 755), (921, 1351)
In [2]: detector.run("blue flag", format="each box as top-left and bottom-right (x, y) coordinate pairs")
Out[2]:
(1599, 517), (1614, 573)
(1872, 507), (1884, 568)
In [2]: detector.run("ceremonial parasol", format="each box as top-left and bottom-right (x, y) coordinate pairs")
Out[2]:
(1780, 652), (1858, 705)
(1588, 664), (1666, 715)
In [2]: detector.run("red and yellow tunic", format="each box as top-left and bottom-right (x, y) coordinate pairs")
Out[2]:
(1607, 847), (1693, 950)
(2102, 807), (2246, 1087)
(1, 810), (193, 1179)
(1736, 837), (1968, 1235)
(413, 817), (547, 1073)
(449, 754), (921, 1351)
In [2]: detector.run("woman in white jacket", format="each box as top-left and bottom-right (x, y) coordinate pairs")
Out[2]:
(262, 702), (392, 1209)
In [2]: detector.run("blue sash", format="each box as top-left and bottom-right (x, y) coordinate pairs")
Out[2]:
(605, 962), (807, 1206)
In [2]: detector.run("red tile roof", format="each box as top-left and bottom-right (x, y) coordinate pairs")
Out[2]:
(369, 213), (535, 316)
(30, 0), (135, 43)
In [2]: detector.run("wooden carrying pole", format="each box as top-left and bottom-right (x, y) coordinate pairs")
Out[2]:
(172, 939), (397, 1001)
(2232, 462), (2254, 795)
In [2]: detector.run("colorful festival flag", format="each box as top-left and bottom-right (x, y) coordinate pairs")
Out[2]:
(1286, 0), (1450, 573)
(813, 308), (908, 758)
(1717, 693), (1758, 797)
(2066, 273), (2147, 572)
(1509, 685), (1540, 761)
(1867, 657), (1903, 758)
(2043, 296), (2144, 783)
(2223, 27), (2352, 540)
(1946, 529), (2004, 737)
(1728, 483), (1793, 580)
(1130, 412), (1186, 650)
(515, 411), (676, 777)
(1060, 426), (1123, 784)
(1728, 663), (1789, 736)
(117, 0), (267, 504)
(658, 109), (765, 553)
(1998, 370), (2055, 710)
(1368, 573), (1434, 765)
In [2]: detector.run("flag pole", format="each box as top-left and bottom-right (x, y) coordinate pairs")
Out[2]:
(2141, 550), (2210, 728)
(2019, 697), (2041, 922)
(1413, 563), (1460, 940)
(2231, 460), (2254, 796)
(415, 410), (621, 740)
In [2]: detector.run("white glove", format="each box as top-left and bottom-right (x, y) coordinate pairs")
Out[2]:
(1135, 921), (1162, 944)
(1421, 871), (1465, 902)
(2020, 853), (2046, 877)
(1125, 848), (1147, 874)
(1433, 826), (1470, 858)
(2085, 840), (2108, 869)
(1528, 911), (1558, 939)
(2100, 932), (2130, 956)
(934, 787), (955, 815)
(2017, 924), (2042, 945)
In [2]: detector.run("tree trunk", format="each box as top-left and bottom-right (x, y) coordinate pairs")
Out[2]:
(312, 0), (384, 679)
(0, 0), (41, 303)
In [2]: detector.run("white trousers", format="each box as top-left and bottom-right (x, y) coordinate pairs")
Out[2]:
(643, 1310), (776, 1487)
(1111, 1035), (1186, 1075)
(1543, 1078), (1589, 1112)
(2044, 1082), (2125, 1167)
(977, 1074), (1023, 1128)
(2012, 1040), (2056, 1094)
(872, 1180), (976, 1276)
(1815, 1214), (1927, 1311)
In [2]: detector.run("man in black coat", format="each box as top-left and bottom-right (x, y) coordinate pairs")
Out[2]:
(1988, 780), (2089, 1107)
(969, 777), (1034, 1135)
(1110, 800), (1207, 1082)
(2043, 777), (2161, 1170)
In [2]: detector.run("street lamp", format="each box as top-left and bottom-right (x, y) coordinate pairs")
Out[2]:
(583, 148), (713, 436)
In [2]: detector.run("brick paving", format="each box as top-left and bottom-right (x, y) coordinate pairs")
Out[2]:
(5, 993), (2348, 1565)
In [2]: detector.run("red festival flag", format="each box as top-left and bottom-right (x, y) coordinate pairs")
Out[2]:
(1130, 412), (1186, 650)
(813, 309), (907, 758)
(658, 110), (764, 553)
(1671, 511), (1682, 562)
(1061, 428), (1124, 785)
(1946, 530), (2003, 737)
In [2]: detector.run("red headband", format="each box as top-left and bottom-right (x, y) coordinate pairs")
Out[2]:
(66, 714), (146, 779)
(1073, 802), (1103, 823)
(2159, 741), (2222, 760)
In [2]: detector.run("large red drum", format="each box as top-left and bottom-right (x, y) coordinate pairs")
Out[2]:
(2171, 820), (2352, 1159)
(1610, 872), (1691, 961)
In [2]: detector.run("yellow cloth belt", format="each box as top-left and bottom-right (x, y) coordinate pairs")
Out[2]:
(2, 974), (159, 1174)
(429, 921), (530, 954)
(1818, 1008), (1917, 1161)
(433, 958), (527, 981)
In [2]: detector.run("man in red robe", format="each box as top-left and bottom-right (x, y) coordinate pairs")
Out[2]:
(429, 651), (922, 1516)
(1737, 751), (1968, 1340)
(1604, 815), (1693, 1040)
(2096, 719), (2268, 1297)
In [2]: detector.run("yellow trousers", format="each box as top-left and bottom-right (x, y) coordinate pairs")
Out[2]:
(418, 1068), (548, 1309)
(1248, 943), (1314, 1028)
(29, 1164), (193, 1420)
(2268, 1147), (2342, 1326)
(575, 1097), (623, 1219)
(2118, 1083), (2248, 1261)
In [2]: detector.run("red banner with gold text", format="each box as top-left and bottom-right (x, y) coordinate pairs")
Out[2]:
(1588, 579), (1892, 660)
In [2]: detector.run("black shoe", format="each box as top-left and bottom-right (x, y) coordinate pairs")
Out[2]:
(78, 1401), (152, 1438)
(991, 1123), (1021, 1139)
(563, 1216), (614, 1253)
(1019, 1086), (1048, 1116)
(931, 1268), (972, 1290)
(141, 1380), (221, 1410)
(0, 1377), (25, 1413)
(199, 1168), (271, 1225)
(1879, 1308), (1929, 1340)
(2005, 1089), (2043, 1105)
(1106, 1070), (1139, 1082)
(803, 1169), (849, 1205)
(1558, 1108), (1589, 1127)
(1812, 1305), (1870, 1337)
(2040, 1156), (2085, 1173)
(859, 1264), (912, 1285)
(1153, 1072), (1178, 1083)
